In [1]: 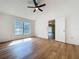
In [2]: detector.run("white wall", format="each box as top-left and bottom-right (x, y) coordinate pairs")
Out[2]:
(0, 13), (11, 42)
(35, 0), (79, 45)
(0, 13), (35, 42)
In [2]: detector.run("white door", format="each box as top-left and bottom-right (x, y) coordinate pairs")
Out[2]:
(55, 17), (66, 43)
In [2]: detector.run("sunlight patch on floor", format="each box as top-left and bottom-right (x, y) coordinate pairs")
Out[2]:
(8, 38), (32, 46)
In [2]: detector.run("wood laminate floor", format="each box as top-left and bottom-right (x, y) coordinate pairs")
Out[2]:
(0, 38), (79, 59)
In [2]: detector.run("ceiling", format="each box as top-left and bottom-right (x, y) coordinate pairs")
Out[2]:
(0, 0), (46, 20)
(0, 0), (79, 20)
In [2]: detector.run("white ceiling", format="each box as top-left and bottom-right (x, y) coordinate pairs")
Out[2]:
(0, 0), (46, 20)
(0, 0), (79, 20)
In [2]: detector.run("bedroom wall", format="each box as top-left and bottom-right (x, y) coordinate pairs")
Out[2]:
(35, 0), (79, 45)
(0, 13), (11, 42)
(0, 13), (35, 42)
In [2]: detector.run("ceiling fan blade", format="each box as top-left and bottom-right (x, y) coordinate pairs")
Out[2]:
(27, 6), (36, 8)
(38, 4), (46, 7)
(33, 0), (38, 6)
(38, 8), (43, 12)
(33, 9), (36, 12)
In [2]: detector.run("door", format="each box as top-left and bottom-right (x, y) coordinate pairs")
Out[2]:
(55, 17), (66, 43)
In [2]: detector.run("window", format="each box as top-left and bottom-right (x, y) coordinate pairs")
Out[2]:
(15, 20), (23, 35)
(15, 20), (31, 35)
(23, 22), (31, 35)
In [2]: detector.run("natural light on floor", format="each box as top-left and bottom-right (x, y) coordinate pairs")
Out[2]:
(8, 38), (32, 46)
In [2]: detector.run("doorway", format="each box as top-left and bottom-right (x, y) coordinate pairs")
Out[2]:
(48, 17), (66, 43)
(48, 20), (55, 40)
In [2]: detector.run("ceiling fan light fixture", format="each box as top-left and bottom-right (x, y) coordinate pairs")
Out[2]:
(35, 8), (38, 10)
(27, 0), (46, 12)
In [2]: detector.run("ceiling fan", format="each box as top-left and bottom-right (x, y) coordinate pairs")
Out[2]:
(27, 0), (46, 12)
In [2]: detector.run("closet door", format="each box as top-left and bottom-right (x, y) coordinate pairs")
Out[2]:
(55, 17), (66, 43)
